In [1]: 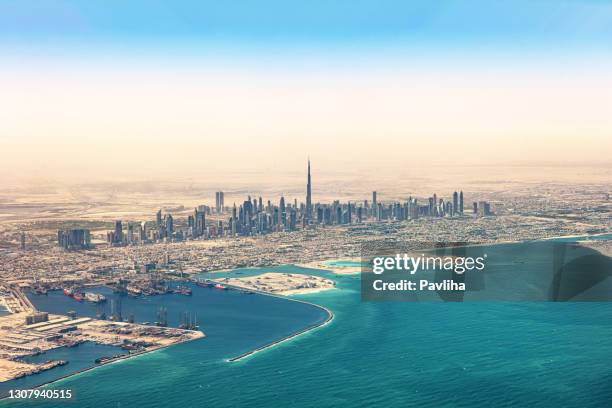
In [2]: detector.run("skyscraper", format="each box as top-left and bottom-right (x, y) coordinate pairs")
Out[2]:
(453, 191), (458, 216)
(372, 191), (377, 218)
(306, 158), (312, 221)
(114, 220), (123, 244)
(194, 208), (205, 237)
(459, 191), (464, 214)
(127, 222), (134, 244)
(215, 192), (225, 213)
(165, 214), (174, 237)
(280, 196), (286, 227)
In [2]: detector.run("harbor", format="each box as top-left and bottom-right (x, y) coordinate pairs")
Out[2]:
(0, 285), (204, 395)
(0, 270), (331, 394)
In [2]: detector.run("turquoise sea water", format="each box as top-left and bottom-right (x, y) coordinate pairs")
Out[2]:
(324, 260), (362, 267)
(4, 237), (612, 407)
(0, 343), (126, 396)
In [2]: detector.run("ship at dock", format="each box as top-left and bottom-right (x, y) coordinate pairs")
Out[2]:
(63, 287), (85, 302)
(84, 292), (107, 303)
(195, 279), (214, 288)
(126, 284), (142, 297)
(172, 285), (192, 295)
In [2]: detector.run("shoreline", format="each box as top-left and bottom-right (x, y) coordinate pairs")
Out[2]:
(217, 272), (337, 296)
(204, 281), (334, 363)
(0, 334), (204, 399)
(227, 296), (334, 363)
(1, 284), (333, 395)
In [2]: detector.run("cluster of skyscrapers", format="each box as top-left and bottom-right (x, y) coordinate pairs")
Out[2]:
(57, 159), (493, 248)
(58, 229), (91, 250)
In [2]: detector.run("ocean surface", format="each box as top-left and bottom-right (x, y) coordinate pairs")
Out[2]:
(0, 343), (126, 395)
(3, 236), (612, 407)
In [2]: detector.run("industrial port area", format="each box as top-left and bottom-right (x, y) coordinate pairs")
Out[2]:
(0, 287), (204, 384)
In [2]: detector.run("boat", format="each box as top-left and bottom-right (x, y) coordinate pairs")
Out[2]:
(126, 285), (142, 296)
(84, 292), (106, 303)
(95, 355), (121, 364)
(73, 293), (84, 302)
(63, 288), (74, 296)
(214, 283), (228, 290)
(173, 286), (192, 295)
(196, 280), (214, 288)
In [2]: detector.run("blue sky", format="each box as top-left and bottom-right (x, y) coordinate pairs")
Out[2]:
(1, 0), (612, 53)
(1, 1), (611, 181)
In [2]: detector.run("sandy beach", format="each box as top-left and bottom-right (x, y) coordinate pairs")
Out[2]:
(219, 272), (336, 296)
(297, 258), (362, 275)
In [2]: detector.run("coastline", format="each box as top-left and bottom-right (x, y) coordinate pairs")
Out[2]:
(296, 259), (362, 275)
(217, 272), (337, 296)
(1, 284), (333, 395)
(227, 297), (333, 363)
(207, 281), (334, 363)
(0, 334), (205, 399)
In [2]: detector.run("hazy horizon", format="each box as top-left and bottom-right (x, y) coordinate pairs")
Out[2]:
(1, 1), (611, 185)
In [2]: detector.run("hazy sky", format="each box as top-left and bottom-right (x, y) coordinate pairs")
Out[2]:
(1, 1), (611, 183)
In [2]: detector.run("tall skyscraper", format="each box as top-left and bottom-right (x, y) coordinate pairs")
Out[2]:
(280, 196), (286, 227)
(459, 191), (464, 214)
(194, 208), (205, 237)
(215, 192), (225, 213)
(433, 193), (438, 216)
(140, 221), (147, 241)
(306, 158), (312, 221)
(372, 191), (377, 218)
(452, 191), (459, 216)
(127, 223), (134, 244)
(165, 214), (174, 237)
(114, 220), (123, 244)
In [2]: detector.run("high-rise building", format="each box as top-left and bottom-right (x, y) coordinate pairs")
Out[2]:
(140, 221), (147, 242)
(215, 192), (225, 213)
(478, 201), (492, 217)
(459, 191), (464, 214)
(20, 232), (26, 250)
(289, 208), (297, 231)
(165, 214), (174, 237)
(194, 208), (206, 237)
(305, 158), (312, 221)
(59, 229), (91, 250)
(114, 221), (123, 244)
(372, 191), (377, 217)
(127, 223), (134, 244)
(452, 191), (458, 216)
(280, 196), (286, 227)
